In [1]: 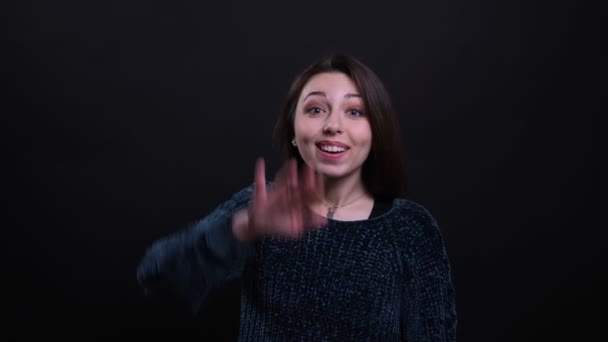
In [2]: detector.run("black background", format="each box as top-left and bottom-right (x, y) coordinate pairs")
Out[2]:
(4, 0), (601, 341)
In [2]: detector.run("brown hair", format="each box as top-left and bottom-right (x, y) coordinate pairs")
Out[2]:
(273, 54), (406, 200)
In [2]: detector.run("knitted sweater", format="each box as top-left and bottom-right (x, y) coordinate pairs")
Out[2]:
(137, 185), (457, 341)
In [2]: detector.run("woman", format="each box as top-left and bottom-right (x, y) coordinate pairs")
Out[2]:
(137, 54), (457, 340)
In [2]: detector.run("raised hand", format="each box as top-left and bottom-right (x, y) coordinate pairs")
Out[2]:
(232, 158), (327, 242)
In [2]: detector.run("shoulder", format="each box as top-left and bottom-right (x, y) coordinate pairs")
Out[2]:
(209, 183), (256, 215)
(227, 183), (256, 204)
(216, 180), (273, 212)
(388, 198), (443, 245)
(390, 198), (438, 228)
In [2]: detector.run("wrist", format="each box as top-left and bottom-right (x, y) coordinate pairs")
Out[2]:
(232, 208), (254, 242)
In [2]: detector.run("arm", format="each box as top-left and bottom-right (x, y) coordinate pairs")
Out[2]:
(136, 185), (255, 315)
(401, 208), (457, 341)
(136, 158), (326, 315)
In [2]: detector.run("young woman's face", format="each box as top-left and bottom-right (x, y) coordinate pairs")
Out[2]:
(293, 72), (372, 180)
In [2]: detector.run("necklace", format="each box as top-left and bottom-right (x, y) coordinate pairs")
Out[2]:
(318, 193), (366, 219)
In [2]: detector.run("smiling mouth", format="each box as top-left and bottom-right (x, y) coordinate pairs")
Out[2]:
(316, 144), (349, 153)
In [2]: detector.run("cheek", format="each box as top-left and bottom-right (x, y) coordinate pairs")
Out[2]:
(354, 125), (373, 146)
(294, 117), (316, 143)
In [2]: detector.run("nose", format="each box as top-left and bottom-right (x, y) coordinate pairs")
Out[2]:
(322, 111), (342, 135)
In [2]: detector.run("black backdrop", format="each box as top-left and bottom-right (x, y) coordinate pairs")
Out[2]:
(4, 0), (600, 341)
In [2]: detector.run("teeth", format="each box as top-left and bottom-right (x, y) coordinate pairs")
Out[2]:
(320, 145), (346, 153)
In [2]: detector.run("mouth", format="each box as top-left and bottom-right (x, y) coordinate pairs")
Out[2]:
(317, 145), (348, 153)
(315, 141), (349, 160)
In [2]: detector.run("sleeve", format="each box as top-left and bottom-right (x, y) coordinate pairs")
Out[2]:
(401, 207), (457, 341)
(136, 184), (256, 315)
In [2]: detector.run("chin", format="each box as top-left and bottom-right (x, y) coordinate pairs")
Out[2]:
(314, 164), (357, 180)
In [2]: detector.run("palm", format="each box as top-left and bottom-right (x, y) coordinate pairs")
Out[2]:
(249, 158), (326, 239)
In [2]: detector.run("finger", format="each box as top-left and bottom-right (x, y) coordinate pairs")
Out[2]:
(287, 159), (302, 234)
(301, 163), (317, 204)
(301, 206), (317, 229)
(254, 158), (267, 203)
(304, 204), (327, 229)
(298, 165), (324, 230)
(291, 210), (305, 238)
(271, 160), (290, 192)
(285, 159), (300, 206)
(287, 158), (298, 194)
(315, 169), (325, 198)
(264, 170), (297, 236)
(310, 211), (328, 229)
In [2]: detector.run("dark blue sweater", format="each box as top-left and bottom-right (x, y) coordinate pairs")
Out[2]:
(137, 185), (457, 341)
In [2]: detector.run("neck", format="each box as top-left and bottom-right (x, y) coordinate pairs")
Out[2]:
(320, 171), (368, 207)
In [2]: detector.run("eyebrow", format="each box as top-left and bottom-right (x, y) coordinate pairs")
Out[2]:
(344, 93), (362, 99)
(303, 91), (362, 100)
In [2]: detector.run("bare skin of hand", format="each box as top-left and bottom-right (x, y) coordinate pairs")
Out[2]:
(232, 158), (327, 242)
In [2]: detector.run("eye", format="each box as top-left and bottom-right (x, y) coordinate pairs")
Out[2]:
(306, 106), (323, 114)
(347, 109), (363, 117)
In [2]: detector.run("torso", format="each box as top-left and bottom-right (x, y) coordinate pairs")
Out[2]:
(240, 205), (405, 339)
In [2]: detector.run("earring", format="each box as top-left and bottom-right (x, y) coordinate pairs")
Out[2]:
(291, 139), (297, 147)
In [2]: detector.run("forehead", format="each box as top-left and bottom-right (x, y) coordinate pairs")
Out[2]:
(299, 72), (360, 99)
